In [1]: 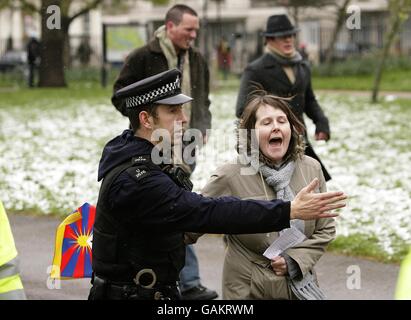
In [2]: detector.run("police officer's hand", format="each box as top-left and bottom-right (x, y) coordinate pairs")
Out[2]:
(290, 178), (346, 220)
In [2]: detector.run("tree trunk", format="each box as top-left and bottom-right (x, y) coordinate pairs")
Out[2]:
(38, 0), (67, 87)
(64, 35), (72, 68)
(371, 8), (403, 102)
(36, 0), (103, 87)
(324, 0), (351, 73)
(291, 6), (300, 46)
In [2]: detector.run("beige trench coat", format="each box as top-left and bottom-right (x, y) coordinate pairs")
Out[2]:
(201, 155), (336, 299)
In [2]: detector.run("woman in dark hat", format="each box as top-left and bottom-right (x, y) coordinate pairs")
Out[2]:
(236, 14), (332, 181)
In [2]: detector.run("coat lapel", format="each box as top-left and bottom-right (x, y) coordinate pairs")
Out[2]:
(262, 53), (293, 87)
(148, 38), (163, 54)
(290, 64), (303, 92)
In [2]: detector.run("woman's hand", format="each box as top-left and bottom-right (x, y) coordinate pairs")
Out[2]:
(271, 256), (288, 276)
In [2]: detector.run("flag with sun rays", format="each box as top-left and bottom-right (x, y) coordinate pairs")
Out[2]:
(51, 203), (95, 279)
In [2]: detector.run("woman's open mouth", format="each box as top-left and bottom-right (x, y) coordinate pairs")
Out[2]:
(269, 137), (283, 147)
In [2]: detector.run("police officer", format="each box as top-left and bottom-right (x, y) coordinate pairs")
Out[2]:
(0, 200), (26, 300)
(89, 69), (346, 300)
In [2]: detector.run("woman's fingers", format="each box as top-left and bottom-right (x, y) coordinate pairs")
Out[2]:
(271, 261), (285, 268)
(271, 257), (286, 274)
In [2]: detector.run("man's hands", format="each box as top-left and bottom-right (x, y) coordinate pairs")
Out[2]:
(315, 131), (329, 141)
(290, 178), (346, 220)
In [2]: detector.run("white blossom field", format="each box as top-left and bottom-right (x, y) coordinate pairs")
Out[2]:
(1, 92), (410, 260)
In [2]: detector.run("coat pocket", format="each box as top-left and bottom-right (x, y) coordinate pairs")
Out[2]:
(92, 227), (117, 263)
(262, 268), (292, 300)
(249, 261), (292, 300)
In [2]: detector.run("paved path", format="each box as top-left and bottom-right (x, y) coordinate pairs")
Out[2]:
(9, 214), (400, 300)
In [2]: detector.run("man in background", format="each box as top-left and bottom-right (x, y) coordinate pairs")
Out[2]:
(26, 34), (40, 88)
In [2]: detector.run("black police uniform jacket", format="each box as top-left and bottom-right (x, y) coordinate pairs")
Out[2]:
(235, 53), (331, 180)
(92, 130), (291, 284)
(111, 38), (211, 136)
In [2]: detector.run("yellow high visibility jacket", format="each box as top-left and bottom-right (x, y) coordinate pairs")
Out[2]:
(396, 247), (411, 300)
(0, 200), (26, 300)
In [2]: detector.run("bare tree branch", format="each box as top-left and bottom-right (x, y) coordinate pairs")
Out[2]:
(371, 0), (411, 103)
(68, 0), (102, 24)
(324, 0), (351, 68)
(19, 0), (41, 13)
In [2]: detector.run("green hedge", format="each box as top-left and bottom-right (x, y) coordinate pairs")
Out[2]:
(313, 55), (411, 77)
(0, 66), (121, 88)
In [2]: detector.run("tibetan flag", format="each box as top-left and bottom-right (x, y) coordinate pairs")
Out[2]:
(51, 203), (95, 279)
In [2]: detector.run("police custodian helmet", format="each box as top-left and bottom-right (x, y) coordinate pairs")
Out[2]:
(114, 69), (193, 109)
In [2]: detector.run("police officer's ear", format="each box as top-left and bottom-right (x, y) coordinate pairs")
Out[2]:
(139, 110), (154, 130)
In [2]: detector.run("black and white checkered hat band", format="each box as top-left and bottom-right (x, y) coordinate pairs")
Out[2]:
(126, 76), (181, 108)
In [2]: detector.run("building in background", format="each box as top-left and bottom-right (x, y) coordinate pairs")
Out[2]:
(1, 0), (410, 71)
(0, 1), (102, 67)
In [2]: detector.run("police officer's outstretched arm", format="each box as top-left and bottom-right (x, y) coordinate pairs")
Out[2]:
(115, 169), (291, 234)
(107, 68), (345, 236)
(115, 168), (345, 235)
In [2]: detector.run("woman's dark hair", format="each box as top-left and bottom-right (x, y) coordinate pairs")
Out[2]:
(238, 90), (305, 165)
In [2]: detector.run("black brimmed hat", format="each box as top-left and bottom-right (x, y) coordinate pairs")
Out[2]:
(263, 14), (299, 37)
(115, 69), (193, 109)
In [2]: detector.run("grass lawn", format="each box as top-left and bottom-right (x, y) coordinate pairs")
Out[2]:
(1, 84), (411, 263)
(212, 69), (411, 92)
(313, 70), (411, 92)
(214, 69), (411, 92)
(2, 66), (410, 93)
(0, 83), (112, 108)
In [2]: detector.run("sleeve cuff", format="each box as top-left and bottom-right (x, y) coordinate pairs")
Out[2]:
(280, 201), (291, 229)
(281, 252), (302, 280)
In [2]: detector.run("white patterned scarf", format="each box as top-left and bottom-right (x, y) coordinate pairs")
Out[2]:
(155, 25), (192, 127)
(260, 161), (304, 233)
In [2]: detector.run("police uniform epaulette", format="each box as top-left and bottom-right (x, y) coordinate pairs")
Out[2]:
(131, 155), (151, 165)
(127, 165), (151, 182)
(126, 156), (193, 191)
(126, 155), (156, 183)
